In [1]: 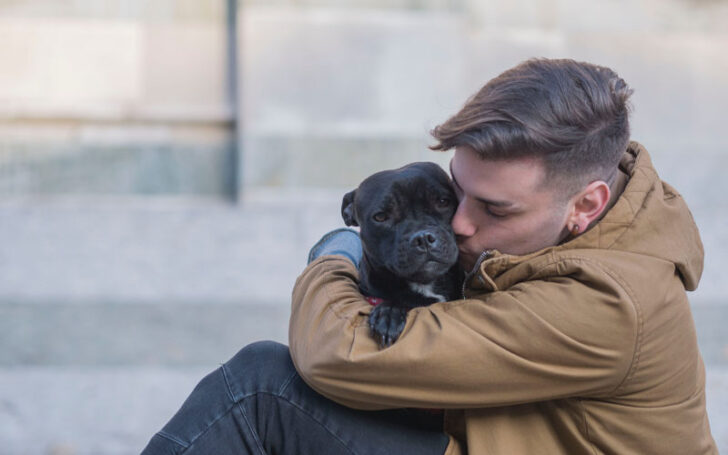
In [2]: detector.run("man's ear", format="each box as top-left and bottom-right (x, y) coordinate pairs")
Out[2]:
(567, 181), (611, 233)
(341, 190), (358, 226)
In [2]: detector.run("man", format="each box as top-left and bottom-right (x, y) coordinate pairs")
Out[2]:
(142, 59), (717, 454)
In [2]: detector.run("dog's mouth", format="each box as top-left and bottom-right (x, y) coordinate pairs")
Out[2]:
(422, 257), (454, 268)
(391, 247), (458, 284)
(420, 257), (454, 273)
(400, 260), (454, 284)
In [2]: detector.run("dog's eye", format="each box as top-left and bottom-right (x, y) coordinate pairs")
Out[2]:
(372, 212), (388, 222)
(436, 197), (452, 208)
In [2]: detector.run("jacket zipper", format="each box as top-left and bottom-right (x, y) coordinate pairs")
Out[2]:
(461, 250), (493, 299)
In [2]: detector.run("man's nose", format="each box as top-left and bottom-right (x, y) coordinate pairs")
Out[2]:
(451, 200), (477, 237)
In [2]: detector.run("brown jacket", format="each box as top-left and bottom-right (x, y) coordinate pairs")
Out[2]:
(290, 142), (717, 454)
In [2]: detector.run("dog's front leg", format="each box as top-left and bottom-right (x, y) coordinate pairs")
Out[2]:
(368, 303), (408, 348)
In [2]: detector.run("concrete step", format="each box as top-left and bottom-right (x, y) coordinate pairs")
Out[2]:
(1, 300), (725, 368)
(708, 368), (728, 454)
(2, 365), (727, 454)
(0, 190), (726, 303)
(0, 190), (344, 305)
(1, 189), (726, 454)
(1, 302), (289, 367)
(0, 366), (211, 455)
(0, 302), (726, 454)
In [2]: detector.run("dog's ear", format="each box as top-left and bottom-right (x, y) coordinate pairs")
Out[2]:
(341, 190), (358, 226)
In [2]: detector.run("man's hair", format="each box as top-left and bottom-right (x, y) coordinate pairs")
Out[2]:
(430, 58), (633, 198)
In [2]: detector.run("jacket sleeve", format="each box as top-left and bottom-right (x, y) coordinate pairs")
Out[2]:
(289, 255), (639, 410)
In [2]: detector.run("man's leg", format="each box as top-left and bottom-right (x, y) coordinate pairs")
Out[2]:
(141, 341), (450, 455)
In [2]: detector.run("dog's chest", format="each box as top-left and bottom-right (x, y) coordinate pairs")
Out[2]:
(407, 282), (447, 302)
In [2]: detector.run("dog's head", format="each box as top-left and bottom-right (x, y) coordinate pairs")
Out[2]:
(342, 162), (459, 284)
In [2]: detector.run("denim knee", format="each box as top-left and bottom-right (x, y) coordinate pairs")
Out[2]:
(221, 340), (298, 402)
(144, 341), (297, 455)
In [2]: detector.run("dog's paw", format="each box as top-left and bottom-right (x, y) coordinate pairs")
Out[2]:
(368, 304), (408, 348)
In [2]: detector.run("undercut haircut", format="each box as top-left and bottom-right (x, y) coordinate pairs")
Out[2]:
(430, 58), (633, 199)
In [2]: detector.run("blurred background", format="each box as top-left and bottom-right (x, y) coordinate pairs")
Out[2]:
(0, 0), (726, 453)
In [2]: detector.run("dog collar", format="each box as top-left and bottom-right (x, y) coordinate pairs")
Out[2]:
(364, 296), (386, 306)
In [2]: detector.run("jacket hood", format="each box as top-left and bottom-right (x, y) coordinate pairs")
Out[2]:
(563, 142), (704, 291)
(480, 142), (704, 291)
(565, 142), (703, 290)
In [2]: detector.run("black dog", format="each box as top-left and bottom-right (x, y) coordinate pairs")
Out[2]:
(341, 162), (462, 348)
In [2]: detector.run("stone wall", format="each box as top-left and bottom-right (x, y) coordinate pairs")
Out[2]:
(1, 0), (727, 197)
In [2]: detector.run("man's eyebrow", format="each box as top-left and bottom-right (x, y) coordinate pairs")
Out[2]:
(449, 160), (515, 208)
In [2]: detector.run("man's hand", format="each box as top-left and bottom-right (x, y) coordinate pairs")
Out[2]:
(307, 228), (362, 266)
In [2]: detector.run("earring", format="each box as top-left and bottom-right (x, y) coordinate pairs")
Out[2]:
(571, 224), (580, 236)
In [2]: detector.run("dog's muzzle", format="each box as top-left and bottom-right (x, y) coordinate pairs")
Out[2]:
(391, 228), (458, 282)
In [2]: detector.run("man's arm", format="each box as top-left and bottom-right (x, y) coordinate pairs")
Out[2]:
(289, 255), (639, 410)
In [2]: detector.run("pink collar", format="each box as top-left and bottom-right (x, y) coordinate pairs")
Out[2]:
(364, 296), (386, 306)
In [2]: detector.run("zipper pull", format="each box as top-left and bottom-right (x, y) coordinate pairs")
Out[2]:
(461, 250), (493, 299)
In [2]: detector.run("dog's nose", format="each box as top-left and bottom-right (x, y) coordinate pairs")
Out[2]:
(410, 230), (438, 251)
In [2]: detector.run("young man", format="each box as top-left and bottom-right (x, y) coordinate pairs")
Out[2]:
(142, 59), (717, 454)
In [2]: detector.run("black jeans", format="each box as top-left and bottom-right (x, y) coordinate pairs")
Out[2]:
(141, 341), (450, 455)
